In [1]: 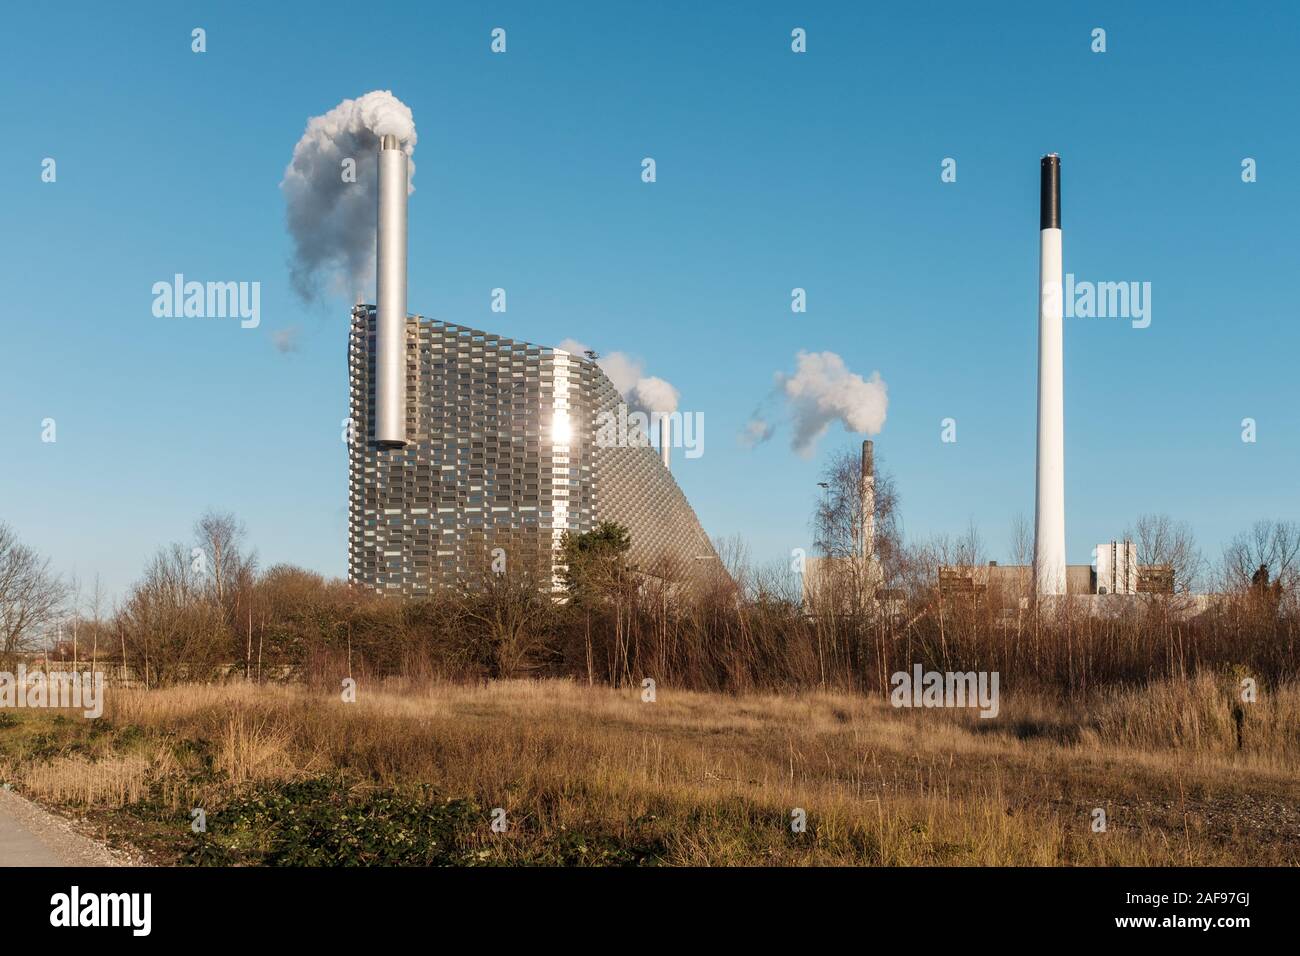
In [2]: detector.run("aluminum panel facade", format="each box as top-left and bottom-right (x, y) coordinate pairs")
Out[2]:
(347, 306), (718, 595)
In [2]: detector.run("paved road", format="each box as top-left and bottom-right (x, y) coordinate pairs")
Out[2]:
(0, 788), (131, 867)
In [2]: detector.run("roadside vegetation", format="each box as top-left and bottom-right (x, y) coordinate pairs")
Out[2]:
(0, 677), (1297, 866)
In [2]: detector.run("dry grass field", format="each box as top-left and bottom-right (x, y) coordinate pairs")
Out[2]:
(1, 674), (1297, 865)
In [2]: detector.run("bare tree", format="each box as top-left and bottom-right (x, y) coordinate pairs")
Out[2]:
(0, 522), (68, 667)
(89, 574), (103, 673)
(1007, 512), (1034, 602)
(811, 444), (902, 597)
(194, 510), (254, 608)
(119, 543), (228, 685)
(68, 574), (81, 671)
(1010, 514), (1032, 562)
(911, 525), (987, 591)
(455, 569), (554, 679)
(1222, 519), (1300, 594)
(1124, 513), (1203, 595)
(713, 534), (751, 596)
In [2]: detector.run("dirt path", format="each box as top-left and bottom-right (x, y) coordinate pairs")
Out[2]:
(0, 788), (135, 867)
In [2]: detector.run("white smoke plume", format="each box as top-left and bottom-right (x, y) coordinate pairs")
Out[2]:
(738, 414), (775, 449)
(281, 91), (417, 303)
(557, 339), (679, 413)
(271, 326), (301, 354)
(629, 375), (680, 414)
(590, 349), (641, 396)
(743, 350), (887, 457)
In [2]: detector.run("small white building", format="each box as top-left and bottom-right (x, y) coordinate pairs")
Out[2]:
(1095, 540), (1138, 595)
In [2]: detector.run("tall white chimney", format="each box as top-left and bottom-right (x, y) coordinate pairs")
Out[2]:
(660, 416), (671, 470)
(1034, 154), (1066, 595)
(375, 134), (408, 447)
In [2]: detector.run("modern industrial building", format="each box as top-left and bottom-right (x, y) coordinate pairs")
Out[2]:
(346, 309), (719, 595)
(346, 134), (718, 596)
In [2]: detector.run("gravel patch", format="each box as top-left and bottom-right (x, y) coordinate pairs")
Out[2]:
(0, 787), (139, 867)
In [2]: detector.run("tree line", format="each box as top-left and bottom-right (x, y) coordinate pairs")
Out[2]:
(1, 454), (1297, 695)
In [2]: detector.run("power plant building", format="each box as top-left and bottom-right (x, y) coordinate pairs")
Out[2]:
(347, 135), (718, 596)
(346, 307), (719, 595)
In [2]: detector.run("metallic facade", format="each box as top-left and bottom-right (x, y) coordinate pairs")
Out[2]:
(347, 306), (718, 595)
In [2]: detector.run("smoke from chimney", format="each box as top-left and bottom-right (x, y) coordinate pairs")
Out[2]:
(557, 339), (680, 415)
(281, 91), (417, 304)
(630, 375), (679, 415)
(742, 350), (888, 457)
(557, 339), (681, 467)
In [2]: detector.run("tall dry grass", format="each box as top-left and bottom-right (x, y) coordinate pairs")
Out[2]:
(8, 675), (1297, 865)
(21, 753), (158, 808)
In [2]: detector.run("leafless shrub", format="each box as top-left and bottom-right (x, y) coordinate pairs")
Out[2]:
(13, 504), (1300, 700)
(1222, 519), (1300, 607)
(0, 522), (69, 667)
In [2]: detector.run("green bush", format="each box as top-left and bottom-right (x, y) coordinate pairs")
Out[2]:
(187, 776), (480, 866)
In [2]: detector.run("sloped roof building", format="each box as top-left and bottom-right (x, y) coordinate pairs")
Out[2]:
(347, 306), (718, 595)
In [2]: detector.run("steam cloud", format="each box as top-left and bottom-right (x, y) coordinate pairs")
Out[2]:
(738, 415), (775, 448)
(271, 326), (301, 354)
(742, 350), (887, 457)
(557, 339), (680, 413)
(629, 375), (680, 415)
(281, 91), (417, 303)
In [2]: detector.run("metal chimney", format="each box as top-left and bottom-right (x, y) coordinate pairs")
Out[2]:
(860, 439), (874, 561)
(375, 133), (408, 447)
(660, 416), (671, 470)
(1034, 154), (1066, 595)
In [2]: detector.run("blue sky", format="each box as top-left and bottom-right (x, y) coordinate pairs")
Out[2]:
(3, 1), (1297, 601)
